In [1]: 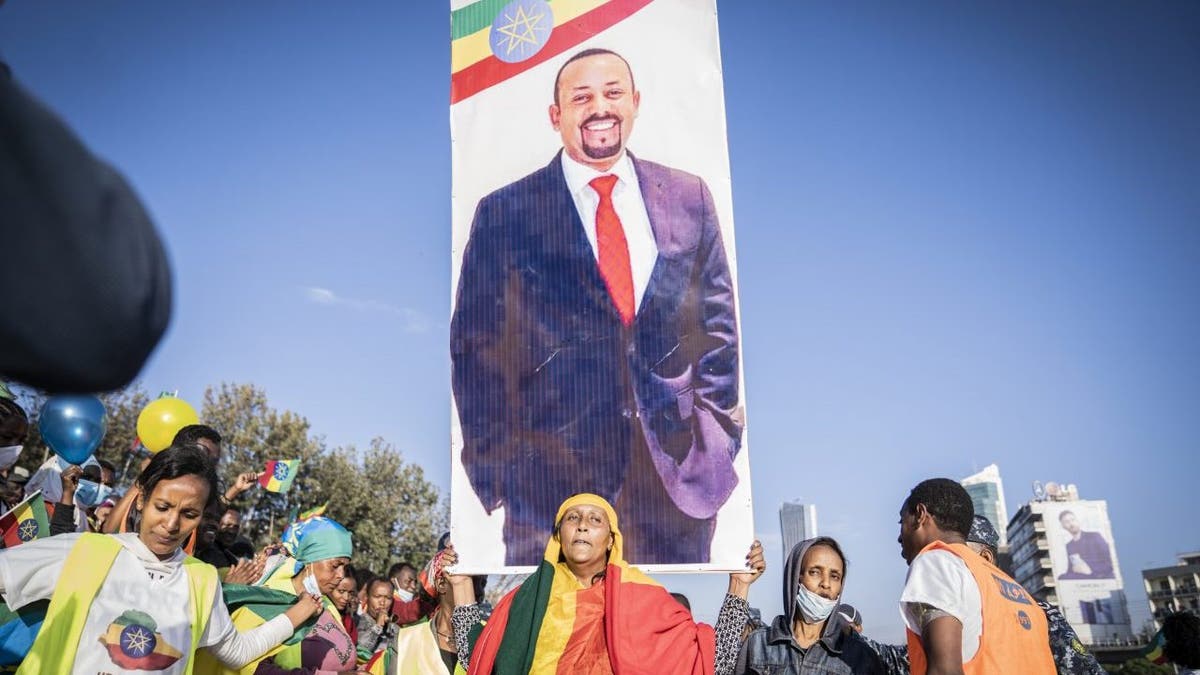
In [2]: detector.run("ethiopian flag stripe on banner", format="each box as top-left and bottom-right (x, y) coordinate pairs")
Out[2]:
(450, 0), (654, 104)
(0, 491), (49, 548)
(259, 460), (299, 493)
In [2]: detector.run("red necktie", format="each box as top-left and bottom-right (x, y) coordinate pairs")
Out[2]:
(590, 175), (635, 326)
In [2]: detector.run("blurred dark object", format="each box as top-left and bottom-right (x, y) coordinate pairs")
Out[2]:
(0, 65), (171, 393)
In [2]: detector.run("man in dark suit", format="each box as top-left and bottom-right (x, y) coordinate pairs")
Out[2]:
(451, 48), (743, 565)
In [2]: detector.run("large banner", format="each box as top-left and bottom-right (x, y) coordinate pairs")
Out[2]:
(1041, 501), (1133, 642)
(449, 0), (753, 572)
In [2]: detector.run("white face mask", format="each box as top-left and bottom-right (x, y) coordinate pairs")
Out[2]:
(0, 445), (22, 471)
(302, 567), (321, 597)
(795, 584), (839, 624)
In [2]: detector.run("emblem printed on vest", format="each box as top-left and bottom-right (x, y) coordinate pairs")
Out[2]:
(992, 574), (1032, 605)
(1017, 610), (1033, 630)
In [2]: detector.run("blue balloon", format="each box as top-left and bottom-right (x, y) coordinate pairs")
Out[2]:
(38, 396), (107, 466)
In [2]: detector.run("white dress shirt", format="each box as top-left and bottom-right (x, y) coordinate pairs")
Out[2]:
(560, 150), (659, 310)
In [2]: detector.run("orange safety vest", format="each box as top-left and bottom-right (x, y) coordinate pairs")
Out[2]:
(907, 541), (1055, 675)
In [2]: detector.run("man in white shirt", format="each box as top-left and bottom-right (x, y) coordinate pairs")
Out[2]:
(897, 478), (1055, 675)
(451, 48), (742, 565)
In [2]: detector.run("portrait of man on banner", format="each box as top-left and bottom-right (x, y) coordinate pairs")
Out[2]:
(451, 45), (748, 566)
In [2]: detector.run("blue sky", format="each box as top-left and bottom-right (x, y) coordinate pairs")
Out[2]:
(3, 1), (1197, 642)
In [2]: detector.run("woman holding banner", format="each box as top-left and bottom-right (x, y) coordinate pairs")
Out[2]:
(0, 444), (322, 674)
(446, 493), (765, 675)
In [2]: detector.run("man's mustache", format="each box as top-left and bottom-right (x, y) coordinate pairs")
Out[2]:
(579, 113), (622, 129)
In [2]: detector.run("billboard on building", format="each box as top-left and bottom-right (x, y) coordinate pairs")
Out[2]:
(1040, 500), (1131, 639)
(448, 0), (753, 573)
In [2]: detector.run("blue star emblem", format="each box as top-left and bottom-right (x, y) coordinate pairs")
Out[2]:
(16, 518), (38, 542)
(273, 462), (290, 480)
(490, 0), (554, 64)
(120, 623), (157, 657)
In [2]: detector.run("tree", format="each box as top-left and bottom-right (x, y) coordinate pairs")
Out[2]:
(308, 439), (446, 572)
(200, 383), (326, 543)
(200, 383), (446, 572)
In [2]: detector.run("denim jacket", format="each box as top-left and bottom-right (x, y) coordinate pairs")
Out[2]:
(736, 613), (885, 675)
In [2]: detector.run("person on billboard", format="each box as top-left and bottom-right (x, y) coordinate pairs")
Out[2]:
(1056, 510), (1115, 580)
(896, 478), (1056, 674)
(451, 48), (742, 565)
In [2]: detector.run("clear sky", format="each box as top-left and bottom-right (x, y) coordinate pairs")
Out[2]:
(3, 1), (1197, 642)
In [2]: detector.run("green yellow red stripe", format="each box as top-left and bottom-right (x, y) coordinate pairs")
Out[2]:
(450, 0), (654, 104)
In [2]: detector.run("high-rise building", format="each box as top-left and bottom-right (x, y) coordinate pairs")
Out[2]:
(1008, 482), (1133, 643)
(1143, 552), (1200, 629)
(779, 501), (817, 555)
(961, 464), (1009, 547)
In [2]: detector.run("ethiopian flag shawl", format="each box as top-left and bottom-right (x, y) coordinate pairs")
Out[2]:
(466, 494), (715, 675)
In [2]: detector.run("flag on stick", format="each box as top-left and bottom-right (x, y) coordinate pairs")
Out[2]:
(297, 502), (327, 522)
(258, 460), (299, 493)
(1141, 626), (1167, 664)
(0, 491), (50, 548)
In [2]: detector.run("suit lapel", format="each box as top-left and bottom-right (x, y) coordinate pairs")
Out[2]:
(633, 156), (681, 323)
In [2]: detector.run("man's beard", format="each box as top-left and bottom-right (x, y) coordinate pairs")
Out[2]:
(580, 114), (623, 159)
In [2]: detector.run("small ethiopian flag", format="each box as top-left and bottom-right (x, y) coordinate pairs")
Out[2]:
(0, 491), (50, 548)
(259, 460), (300, 493)
(451, 0), (654, 104)
(100, 609), (183, 670)
(297, 502), (327, 522)
(1141, 626), (1167, 664)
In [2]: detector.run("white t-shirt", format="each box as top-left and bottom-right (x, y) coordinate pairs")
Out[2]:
(0, 532), (287, 673)
(900, 549), (983, 663)
(560, 150), (659, 311)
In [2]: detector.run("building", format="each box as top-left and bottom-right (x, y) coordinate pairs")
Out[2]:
(779, 501), (817, 555)
(961, 463), (1009, 547)
(1008, 482), (1133, 644)
(1143, 552), (1200, 629)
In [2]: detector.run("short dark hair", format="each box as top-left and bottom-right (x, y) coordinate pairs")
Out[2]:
(135, 443), (220, 511)
(552, 48), (635, 105)
(1058, 510), (1076, 521)
(97, 459), (117, 475)
(367, 577), (393, 595)
(228, 539), (255, 559)
(388, 561), (416, 579)
(173, 424), (221, 447)
(670, 592), (691, 611)
(1164, 612), (1200, 668)
(354, 567), (375, 588)
(0, 398), (29, 445)
(903, 478), (974, 538)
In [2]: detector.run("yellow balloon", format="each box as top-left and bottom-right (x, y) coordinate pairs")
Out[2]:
(136, 397), (200, 453)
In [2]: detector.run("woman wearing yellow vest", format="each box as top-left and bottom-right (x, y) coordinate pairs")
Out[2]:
(0, 444), (323, 675)
(387, 547), (466, 674)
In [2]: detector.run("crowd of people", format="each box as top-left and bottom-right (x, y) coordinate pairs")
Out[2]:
(2, 399), (1198, 674)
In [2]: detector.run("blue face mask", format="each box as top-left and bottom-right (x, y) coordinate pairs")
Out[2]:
(795, 584), (839, 624)
(75, 479), (114, 508)
(0, 445), (22, 470)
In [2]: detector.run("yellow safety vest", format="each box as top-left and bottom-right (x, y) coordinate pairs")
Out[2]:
(17, 533), (217, 675)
